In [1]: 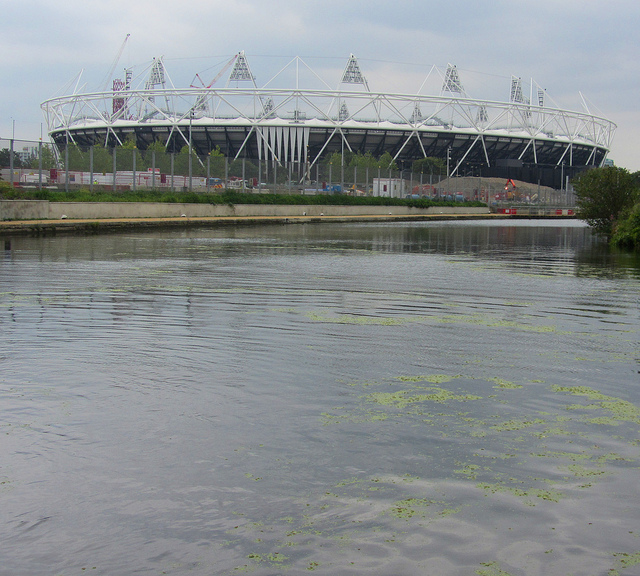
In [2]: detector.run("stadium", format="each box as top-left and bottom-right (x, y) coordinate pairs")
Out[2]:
(41, 52), (616, 189)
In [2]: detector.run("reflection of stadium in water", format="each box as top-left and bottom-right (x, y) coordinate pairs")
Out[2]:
(42, 52), (615, 189)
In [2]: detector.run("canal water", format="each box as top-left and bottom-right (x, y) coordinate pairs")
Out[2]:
(1, 220), (639, 576)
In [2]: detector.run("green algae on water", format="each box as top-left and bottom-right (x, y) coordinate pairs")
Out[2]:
(552, 385), (640, 424)
(395, 374), (461, 384)
(476, 561), (515, 576)
(364, 387), (482, 409)
(387, 497), (460, 520)
(476, 482), (563, 504)
(611, 551), (640, 575)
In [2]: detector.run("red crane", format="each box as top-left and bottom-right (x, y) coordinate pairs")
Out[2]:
(190, 54), (239, 89)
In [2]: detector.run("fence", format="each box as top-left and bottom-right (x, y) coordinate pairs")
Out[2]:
(0, 137), (575, 206)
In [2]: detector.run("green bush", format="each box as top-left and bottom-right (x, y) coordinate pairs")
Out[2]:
(573, 167), (639, 236)
(611, 203), (640, 250)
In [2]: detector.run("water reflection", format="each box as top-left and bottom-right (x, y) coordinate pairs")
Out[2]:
(1, 219), (639, 576)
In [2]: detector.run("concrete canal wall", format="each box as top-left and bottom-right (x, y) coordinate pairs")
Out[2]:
(1, 200), (490, 221)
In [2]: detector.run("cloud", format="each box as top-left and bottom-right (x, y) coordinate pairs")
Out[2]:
(2, 0), (639, 170)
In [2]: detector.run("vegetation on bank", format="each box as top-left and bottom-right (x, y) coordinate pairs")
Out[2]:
(611, 203), (640, 250)
(573, 166), (640, 250)
(0, 181), (486, 210)
(1, 141), (444, 182)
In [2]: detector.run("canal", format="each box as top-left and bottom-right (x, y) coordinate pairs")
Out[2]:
(1, 220), (639, 575)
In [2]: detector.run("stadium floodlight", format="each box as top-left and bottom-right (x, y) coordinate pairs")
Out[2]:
(341, 54), (370, 91)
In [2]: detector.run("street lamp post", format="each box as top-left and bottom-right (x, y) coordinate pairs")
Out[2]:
(65, 130), (70, 193)
(206, 153), (210, 193)
(90, 145), (94, 193)
(38, 136), (43, 190)
(132, 146), (137, 192)
(9, 119), (14, 187)
(112, 145), (117, 193)
(446, 147), (451, 198)
(188, 112), (193, 192)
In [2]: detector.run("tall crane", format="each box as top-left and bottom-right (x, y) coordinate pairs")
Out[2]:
(100, 34), (131, 92)
(190, 53), (239, 89)
(190, 53), (240, 116)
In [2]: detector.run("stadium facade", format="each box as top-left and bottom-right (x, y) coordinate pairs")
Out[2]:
(41, 52), (616, 189)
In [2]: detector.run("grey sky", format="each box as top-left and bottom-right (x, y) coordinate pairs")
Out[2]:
(3, 0), (638, 170)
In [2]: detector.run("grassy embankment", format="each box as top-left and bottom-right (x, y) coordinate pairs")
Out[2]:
(0, 183), (486, 210)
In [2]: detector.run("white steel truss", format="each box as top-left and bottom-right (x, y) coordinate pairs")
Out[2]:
(41, 54), (616, 176)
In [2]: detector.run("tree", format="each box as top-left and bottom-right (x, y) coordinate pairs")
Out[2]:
(611, 203), (640, 250)
(573, 166), (639, 236)
(28, 144), (59, 170)
(228, 158), (258, 179)
(145, 140), (172, 175)
(208, 146), (226, 179)
(349, 152), (379, 171)
(0, 148), (23, 168)
(412, 157), (445, 176)
(377, 152), (398, 171)
(66, 143), (89, 171)
(91, 144), (114, 174)
(117, 134), (145, 172)
(173, 145), (191, 177)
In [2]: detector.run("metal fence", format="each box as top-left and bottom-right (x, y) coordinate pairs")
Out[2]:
(0, 137), (574, 206)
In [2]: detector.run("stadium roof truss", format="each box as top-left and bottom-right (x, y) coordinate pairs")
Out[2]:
(42, 53), (616, 177)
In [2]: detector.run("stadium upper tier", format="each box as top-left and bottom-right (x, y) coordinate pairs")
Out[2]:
(41, 53), (616, 188)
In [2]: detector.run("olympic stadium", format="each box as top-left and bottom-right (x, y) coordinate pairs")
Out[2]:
(41, 52), (616, 189)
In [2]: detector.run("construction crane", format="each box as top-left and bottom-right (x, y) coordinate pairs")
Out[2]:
(190, 53), (239, 89)
(504, 178), (518, 200)
(100, 34), (131, 92)
(190, 53), (240, 116)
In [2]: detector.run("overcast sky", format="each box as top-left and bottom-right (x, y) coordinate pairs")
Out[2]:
(2, 0), (639, 170)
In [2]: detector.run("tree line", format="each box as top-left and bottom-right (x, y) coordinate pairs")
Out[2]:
(1, 137), (446, 184)
(573, 166), (640, 250)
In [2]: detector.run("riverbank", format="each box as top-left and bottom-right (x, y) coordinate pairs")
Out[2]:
(0, 211), (507, 237)
(0, 200), (499, 236)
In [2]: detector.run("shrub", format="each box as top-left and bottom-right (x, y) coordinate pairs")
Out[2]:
(611, 203), (640, 250)
(573, 167), (639, 236)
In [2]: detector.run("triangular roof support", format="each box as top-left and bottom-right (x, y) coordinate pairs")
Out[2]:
(442, 64), (464, 95)
(340, 54), (370, 91)
(227, 51), (256, 87)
